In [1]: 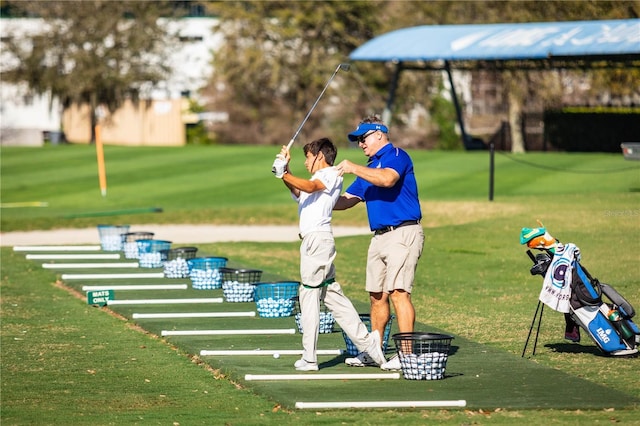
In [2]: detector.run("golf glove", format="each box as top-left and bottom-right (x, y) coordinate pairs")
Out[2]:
(272, 156), (287, 178)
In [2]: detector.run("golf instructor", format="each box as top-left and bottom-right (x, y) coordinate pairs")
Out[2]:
(334, 115), (424, 371)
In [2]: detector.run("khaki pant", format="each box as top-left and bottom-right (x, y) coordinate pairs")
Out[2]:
(365, 224), (424, 294)
(299, 231), (375, 363)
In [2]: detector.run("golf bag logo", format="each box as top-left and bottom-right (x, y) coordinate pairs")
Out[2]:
(551, 257), (571, 289)
(596, 327), (611, 344)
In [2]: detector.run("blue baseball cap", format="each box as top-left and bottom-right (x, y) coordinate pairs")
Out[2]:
(347, 123), (389, 142)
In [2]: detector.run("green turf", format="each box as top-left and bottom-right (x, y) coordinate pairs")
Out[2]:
(1, 145), (638, 231)
(2, 145), (639, 424)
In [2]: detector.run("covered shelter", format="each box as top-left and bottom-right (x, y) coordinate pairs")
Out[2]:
(349, 19), (640, 149)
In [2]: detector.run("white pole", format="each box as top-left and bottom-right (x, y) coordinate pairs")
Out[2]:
(295, 400), (467, 409)
(27, 254), (121, 260)
(162, 328), (296, 336)
(200, 349), (342, 356)
(14, 245), (102, 252)
(133, 312), (255, 319)
(107, 298), (223, 305)
(43, 262), (139, 269)
(83, 284), (188, 291)
(62, 272), (164, 280)
(245, 373), (400, 381)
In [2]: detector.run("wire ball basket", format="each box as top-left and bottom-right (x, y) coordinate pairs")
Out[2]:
(97, 224), (130, 251)
(136, 239), (172, 268)
(254, 282), (299, 318)
(121, 232), (154, 259)
(292, 296), (335, 334)
(391, 332), (454, 380)
(342, 314), (394, 356)
(161, 247), (198, 278)
(220, 268), (263, 302)
(187, 257), (228, 289)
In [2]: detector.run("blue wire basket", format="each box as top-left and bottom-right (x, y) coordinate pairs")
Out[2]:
(121, 232), (154, 259)
(342, 314), (395, 355)
(135, 239), (172, 268)
(187, 257), (228, 289)
(254, 281), (299, 318)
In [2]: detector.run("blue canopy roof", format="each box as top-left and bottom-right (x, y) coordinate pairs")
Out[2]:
(350, 19), (640, 65)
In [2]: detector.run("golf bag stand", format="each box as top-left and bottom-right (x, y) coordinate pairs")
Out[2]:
(522, 300), (545, 357)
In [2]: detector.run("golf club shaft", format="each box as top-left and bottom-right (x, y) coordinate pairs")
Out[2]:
(272, 63), (349, 173)
(285, 63), (348, 150)
(287, 63), (349, 148)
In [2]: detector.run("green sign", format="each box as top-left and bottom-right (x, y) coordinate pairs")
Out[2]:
(87, 290), (113, 306)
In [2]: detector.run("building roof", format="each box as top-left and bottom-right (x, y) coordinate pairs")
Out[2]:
(350, 19), (640, 69)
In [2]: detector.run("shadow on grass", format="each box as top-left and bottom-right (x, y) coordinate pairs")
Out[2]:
(545, 342), (639, 358)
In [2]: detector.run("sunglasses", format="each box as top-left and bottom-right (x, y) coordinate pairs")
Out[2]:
(356, 131), (376, 144)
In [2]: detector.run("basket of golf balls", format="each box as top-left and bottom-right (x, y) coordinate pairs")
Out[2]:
(136, 239), (172, 268)
(342, 314), (394, 356)
(220, 268), (263, 302)
(391, 332), (454, 380)
(161, 247), (198, 278)
(292, 296), (335, 334)
(121, 232), (154, 259)
(254, 282), (299, 318)
(97, 224), (130, 251)
(187, 257), (228, 290)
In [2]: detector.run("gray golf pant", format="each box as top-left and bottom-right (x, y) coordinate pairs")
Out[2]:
(299, 232), (373, 363)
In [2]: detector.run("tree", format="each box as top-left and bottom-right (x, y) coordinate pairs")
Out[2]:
(203, 0), (639, 150)
(1, 1), (174, 143)
(203, 1), (383, 145)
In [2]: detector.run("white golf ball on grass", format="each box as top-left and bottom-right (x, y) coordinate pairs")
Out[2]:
(273, 353), (280, 359)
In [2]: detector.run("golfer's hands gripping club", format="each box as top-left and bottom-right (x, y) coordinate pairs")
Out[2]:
(272, 146), (291, 178)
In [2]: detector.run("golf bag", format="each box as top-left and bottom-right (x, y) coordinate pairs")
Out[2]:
(527, 248), (639, 356)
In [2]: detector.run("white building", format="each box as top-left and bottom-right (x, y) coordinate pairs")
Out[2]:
(0, 16), (221, 146)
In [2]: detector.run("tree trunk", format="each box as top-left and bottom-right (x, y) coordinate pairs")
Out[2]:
(508, 91), (525, 153)
(89, 93), (97, 144)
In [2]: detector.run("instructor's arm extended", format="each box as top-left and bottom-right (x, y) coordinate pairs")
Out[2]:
(336, 159), (399, 188)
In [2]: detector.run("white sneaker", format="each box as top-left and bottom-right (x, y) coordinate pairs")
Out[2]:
(366, 330), (387, 366)
(294, 359), (319, 371)
(380, 354), (402, 371)
(344, 351), (378, 367)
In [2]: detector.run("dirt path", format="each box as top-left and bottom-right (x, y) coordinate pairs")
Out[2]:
(0, 224), (371, 246)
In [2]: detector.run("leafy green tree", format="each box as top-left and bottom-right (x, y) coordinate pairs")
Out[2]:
(204, 1), (382, 145)
(1, 1), (174, 142)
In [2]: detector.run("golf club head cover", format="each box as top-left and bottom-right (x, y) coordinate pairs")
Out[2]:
(520, 225), (558, 251)
(272, 155), (287, 178)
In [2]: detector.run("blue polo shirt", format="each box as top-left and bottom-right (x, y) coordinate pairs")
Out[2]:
(345, 143), (422, 231)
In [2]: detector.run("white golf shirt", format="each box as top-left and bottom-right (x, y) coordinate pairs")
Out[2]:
(293, 166), (342, 238)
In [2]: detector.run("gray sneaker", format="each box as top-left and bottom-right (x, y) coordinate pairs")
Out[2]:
(345, 351), (378, 367)
(366, 330), (387, 366)
(294, 359), (319, 371)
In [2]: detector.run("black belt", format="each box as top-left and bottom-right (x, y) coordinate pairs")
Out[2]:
(374, 220), (420, 235)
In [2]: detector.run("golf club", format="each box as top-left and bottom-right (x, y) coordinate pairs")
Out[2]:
(272, 63), (350, 174)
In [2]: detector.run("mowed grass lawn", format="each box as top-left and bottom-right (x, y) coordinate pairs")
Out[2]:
(1, 144), (639, 425)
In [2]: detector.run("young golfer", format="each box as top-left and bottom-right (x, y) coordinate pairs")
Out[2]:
(273, 138), (386, 371)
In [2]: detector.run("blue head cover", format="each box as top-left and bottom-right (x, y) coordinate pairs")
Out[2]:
(347, 123), (389, 142)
